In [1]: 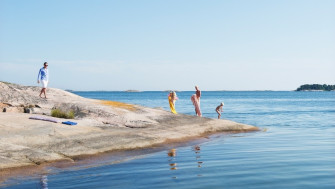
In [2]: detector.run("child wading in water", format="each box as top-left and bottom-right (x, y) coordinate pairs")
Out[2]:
(216, 102), (224, 119)
(168, 91), (178, 114)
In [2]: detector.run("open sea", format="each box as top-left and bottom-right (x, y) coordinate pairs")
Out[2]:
(3, 91), (335, 189)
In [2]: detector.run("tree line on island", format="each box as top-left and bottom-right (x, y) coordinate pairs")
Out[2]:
(296, 84), (335, 91)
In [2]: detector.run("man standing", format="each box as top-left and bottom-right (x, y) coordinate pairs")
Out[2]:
(37, 62), (49, 98)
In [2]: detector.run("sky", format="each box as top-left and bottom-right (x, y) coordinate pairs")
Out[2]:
(0, 0), (334, 91)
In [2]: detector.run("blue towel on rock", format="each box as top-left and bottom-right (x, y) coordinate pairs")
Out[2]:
(62, 121), (77, 125)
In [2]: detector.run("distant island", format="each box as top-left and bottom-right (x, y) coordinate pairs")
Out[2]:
(296, 84), (335, 91)
(125, 90), (141, 92)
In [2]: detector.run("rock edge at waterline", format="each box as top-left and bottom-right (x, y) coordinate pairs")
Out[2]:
(0, 82), (259, 170)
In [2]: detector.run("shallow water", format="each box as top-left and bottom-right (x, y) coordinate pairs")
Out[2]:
(3, 91), (335, 188)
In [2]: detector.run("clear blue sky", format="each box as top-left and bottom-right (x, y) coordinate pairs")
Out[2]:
(1, 0), (334, 91)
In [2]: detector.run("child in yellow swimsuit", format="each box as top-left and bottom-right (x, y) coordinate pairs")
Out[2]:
(168, 91), (178, 114)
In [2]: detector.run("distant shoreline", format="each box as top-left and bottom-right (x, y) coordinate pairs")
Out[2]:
(295, 90), (335, 92)
(296, 84), (335, 91)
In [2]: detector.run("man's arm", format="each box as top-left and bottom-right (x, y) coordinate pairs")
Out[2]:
(37, 69), (41, 83)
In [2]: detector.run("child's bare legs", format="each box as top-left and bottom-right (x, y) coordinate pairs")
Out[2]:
(216, 110), (221, 119)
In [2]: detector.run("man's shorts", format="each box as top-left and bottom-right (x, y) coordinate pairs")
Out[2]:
(41, 80), (48, 88)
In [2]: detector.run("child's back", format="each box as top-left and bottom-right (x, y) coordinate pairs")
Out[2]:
(216, 102), (224, 119)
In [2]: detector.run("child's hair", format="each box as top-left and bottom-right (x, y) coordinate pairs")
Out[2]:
(221, 102), (224, 106)
(171, 91), (176, 98)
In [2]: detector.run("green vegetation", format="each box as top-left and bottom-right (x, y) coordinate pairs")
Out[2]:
(51, 109), (75, 119)
(0, 81), (12, 85)
(296, 84), (335, 91)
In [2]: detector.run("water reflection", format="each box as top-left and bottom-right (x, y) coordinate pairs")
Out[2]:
(168, 149), (177, 170)
(167, 145), (204, 178)
(39, 175), (48, 189)
(194, 145), (202, 168)
(193, 145), (203, 177)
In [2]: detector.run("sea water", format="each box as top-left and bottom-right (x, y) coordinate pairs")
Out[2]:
(3, 91), (335, 188)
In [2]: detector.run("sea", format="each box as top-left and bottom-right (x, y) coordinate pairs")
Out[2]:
(2, 91), (335, 189)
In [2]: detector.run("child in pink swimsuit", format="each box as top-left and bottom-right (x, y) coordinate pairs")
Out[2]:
(191, 86), (202, 117)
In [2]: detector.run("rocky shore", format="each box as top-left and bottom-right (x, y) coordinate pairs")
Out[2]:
(0, 82), (258, 171)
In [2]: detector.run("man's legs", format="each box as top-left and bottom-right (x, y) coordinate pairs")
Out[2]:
(43, 88), (47, 98)
(39, 88), (43, 98)
(39, 88), (47, 98)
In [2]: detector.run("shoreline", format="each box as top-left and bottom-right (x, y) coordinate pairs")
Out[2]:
(0, 112), (258, 170)
(0, 82), (259, 183)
